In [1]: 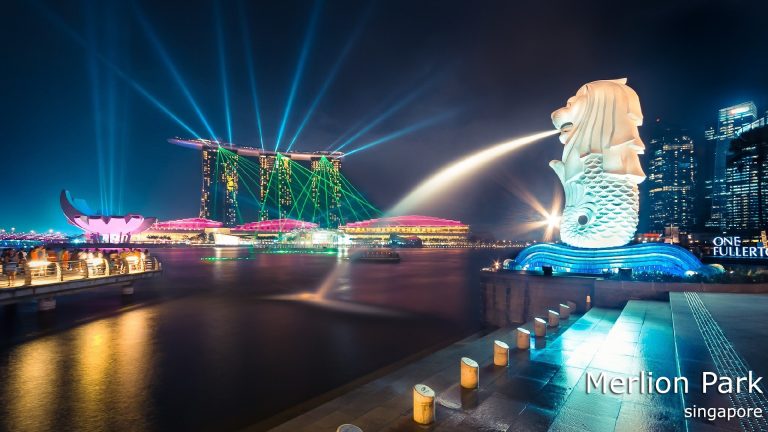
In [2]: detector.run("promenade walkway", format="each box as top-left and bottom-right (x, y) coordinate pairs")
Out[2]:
(269, 300), (684, 432)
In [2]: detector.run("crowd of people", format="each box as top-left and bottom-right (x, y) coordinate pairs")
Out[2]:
(1, 247), (152, 287)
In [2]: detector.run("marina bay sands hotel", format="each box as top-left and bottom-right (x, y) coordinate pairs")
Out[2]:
(169, 138), (343, 226)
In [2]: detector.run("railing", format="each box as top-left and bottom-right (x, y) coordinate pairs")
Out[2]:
(0, 257), (161, 288)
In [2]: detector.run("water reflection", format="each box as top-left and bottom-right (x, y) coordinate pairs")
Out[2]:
(1, 308), (154, 432)
(0, 247), (501, 431)
(5, 337), (62, 432)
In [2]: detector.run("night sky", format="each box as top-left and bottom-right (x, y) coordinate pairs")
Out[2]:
(3, 0), (767, 238)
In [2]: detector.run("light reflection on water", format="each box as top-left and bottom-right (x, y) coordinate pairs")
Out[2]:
(0, 247), (503, 431)
(3, 308), (154, 432)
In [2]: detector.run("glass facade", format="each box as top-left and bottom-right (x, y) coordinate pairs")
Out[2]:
(705, 102), (757, 230)
(310, 157), (342, 227)
(646, 123), (696, 233)
(199, 146), (239, 227)
(258, 154), (293, 220)
(725, 125), (768, 234)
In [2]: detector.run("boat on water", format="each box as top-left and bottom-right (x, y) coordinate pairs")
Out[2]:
(353, 249), (401, 263)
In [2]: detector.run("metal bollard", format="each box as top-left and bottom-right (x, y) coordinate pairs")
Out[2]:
(413, 384), (435, 425)
(548, 310), (560, 327)
(493, 340), (509, 366)
(336, 424), (363, 432)
(460, 357), (479, 389)
(559, 303), (571, 319)
(534, 317), (547, 337)
(516, 328), (531, 350)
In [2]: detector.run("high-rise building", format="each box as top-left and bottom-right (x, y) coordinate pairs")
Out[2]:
(199, 145), (239, 226)
(725, 125), (768, 234)
(704, 102), (757, 230)
(258, 154), (292, 220)
(310, 157), (343, 227)
(645, 122), (697, 233)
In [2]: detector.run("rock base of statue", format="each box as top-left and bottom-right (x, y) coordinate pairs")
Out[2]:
(506, 243), (721, 278)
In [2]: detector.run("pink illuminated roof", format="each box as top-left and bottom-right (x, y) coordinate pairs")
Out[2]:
(152, 218), (224, 230)
(341, 215), (466, 228)
(232, 219), (318, 232)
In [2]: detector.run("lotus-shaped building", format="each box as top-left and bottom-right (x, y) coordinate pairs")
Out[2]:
(60, 190), (157, 243)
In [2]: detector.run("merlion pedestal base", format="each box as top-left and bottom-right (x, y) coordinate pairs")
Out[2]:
(508, 243), (720, 278)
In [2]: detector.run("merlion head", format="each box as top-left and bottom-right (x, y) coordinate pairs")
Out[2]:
(550, 78), (646, 184)
(549, 78), (646, 248)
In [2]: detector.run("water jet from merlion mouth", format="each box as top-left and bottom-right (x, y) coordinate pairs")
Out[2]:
(272, 129), (560, 312)
(389, 130), (559, 216)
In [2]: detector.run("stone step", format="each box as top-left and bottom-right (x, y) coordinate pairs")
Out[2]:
(268, 308), (624, 432)
(268, 301), (694, 432)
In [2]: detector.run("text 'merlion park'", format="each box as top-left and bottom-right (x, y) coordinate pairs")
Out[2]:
(5, 2), (768, 432)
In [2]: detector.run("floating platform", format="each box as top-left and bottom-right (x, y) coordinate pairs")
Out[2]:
(507, 242), (720, 277)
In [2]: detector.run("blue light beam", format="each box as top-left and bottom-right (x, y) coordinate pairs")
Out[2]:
(85, 14), (107, 215)
(237, 0), (265, 150)
(332, 83), (430, 153)
(214, 1), (233, 143)
(284, 2), (373, 152)
(344, 111), (457, 157)
(30, 2), (203, 139)
(274, 0), (323, 152)
(133, 4), (218, 140)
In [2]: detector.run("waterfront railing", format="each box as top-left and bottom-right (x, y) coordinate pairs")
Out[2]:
(1, 257), (161, 288)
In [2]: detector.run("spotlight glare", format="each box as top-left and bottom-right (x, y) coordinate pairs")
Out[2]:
(545, 212), (561, 229)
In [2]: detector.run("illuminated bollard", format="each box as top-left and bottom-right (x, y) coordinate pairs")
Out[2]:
(516, 328), (531, 350)
(534, 317), (547, 337)
(559, 303), (571, 319)
(548, 310), (560, 327)
(413, 384), (435, 425)
(460, 357), (479, 389)
(493, 340), (510, 366)
(336, 424), (363, 432)
(586, 295), (592, 310)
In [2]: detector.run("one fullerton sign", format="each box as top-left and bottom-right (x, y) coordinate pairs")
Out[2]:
(712, 237), (768, 258)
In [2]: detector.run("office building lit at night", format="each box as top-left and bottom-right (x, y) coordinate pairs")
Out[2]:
(310, 157), (342, 227)
(645, 122), (696, 233)
(704, 101), (757, 229)
(259, 154), (293, 220)
(725, 124), (768, 235)
(199, 144), (239, 227)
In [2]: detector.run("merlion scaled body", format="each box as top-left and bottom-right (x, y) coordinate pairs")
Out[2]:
(550, 78), (646, 248)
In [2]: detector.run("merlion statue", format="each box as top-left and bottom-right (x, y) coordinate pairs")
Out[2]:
(550, 78), (646, 248)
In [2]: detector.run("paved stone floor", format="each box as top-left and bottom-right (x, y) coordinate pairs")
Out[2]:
(671, 292), (768, 432)
(271, 300), (687, 432)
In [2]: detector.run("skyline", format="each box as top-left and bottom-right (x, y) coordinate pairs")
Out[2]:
(3, 0), (768, 235)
